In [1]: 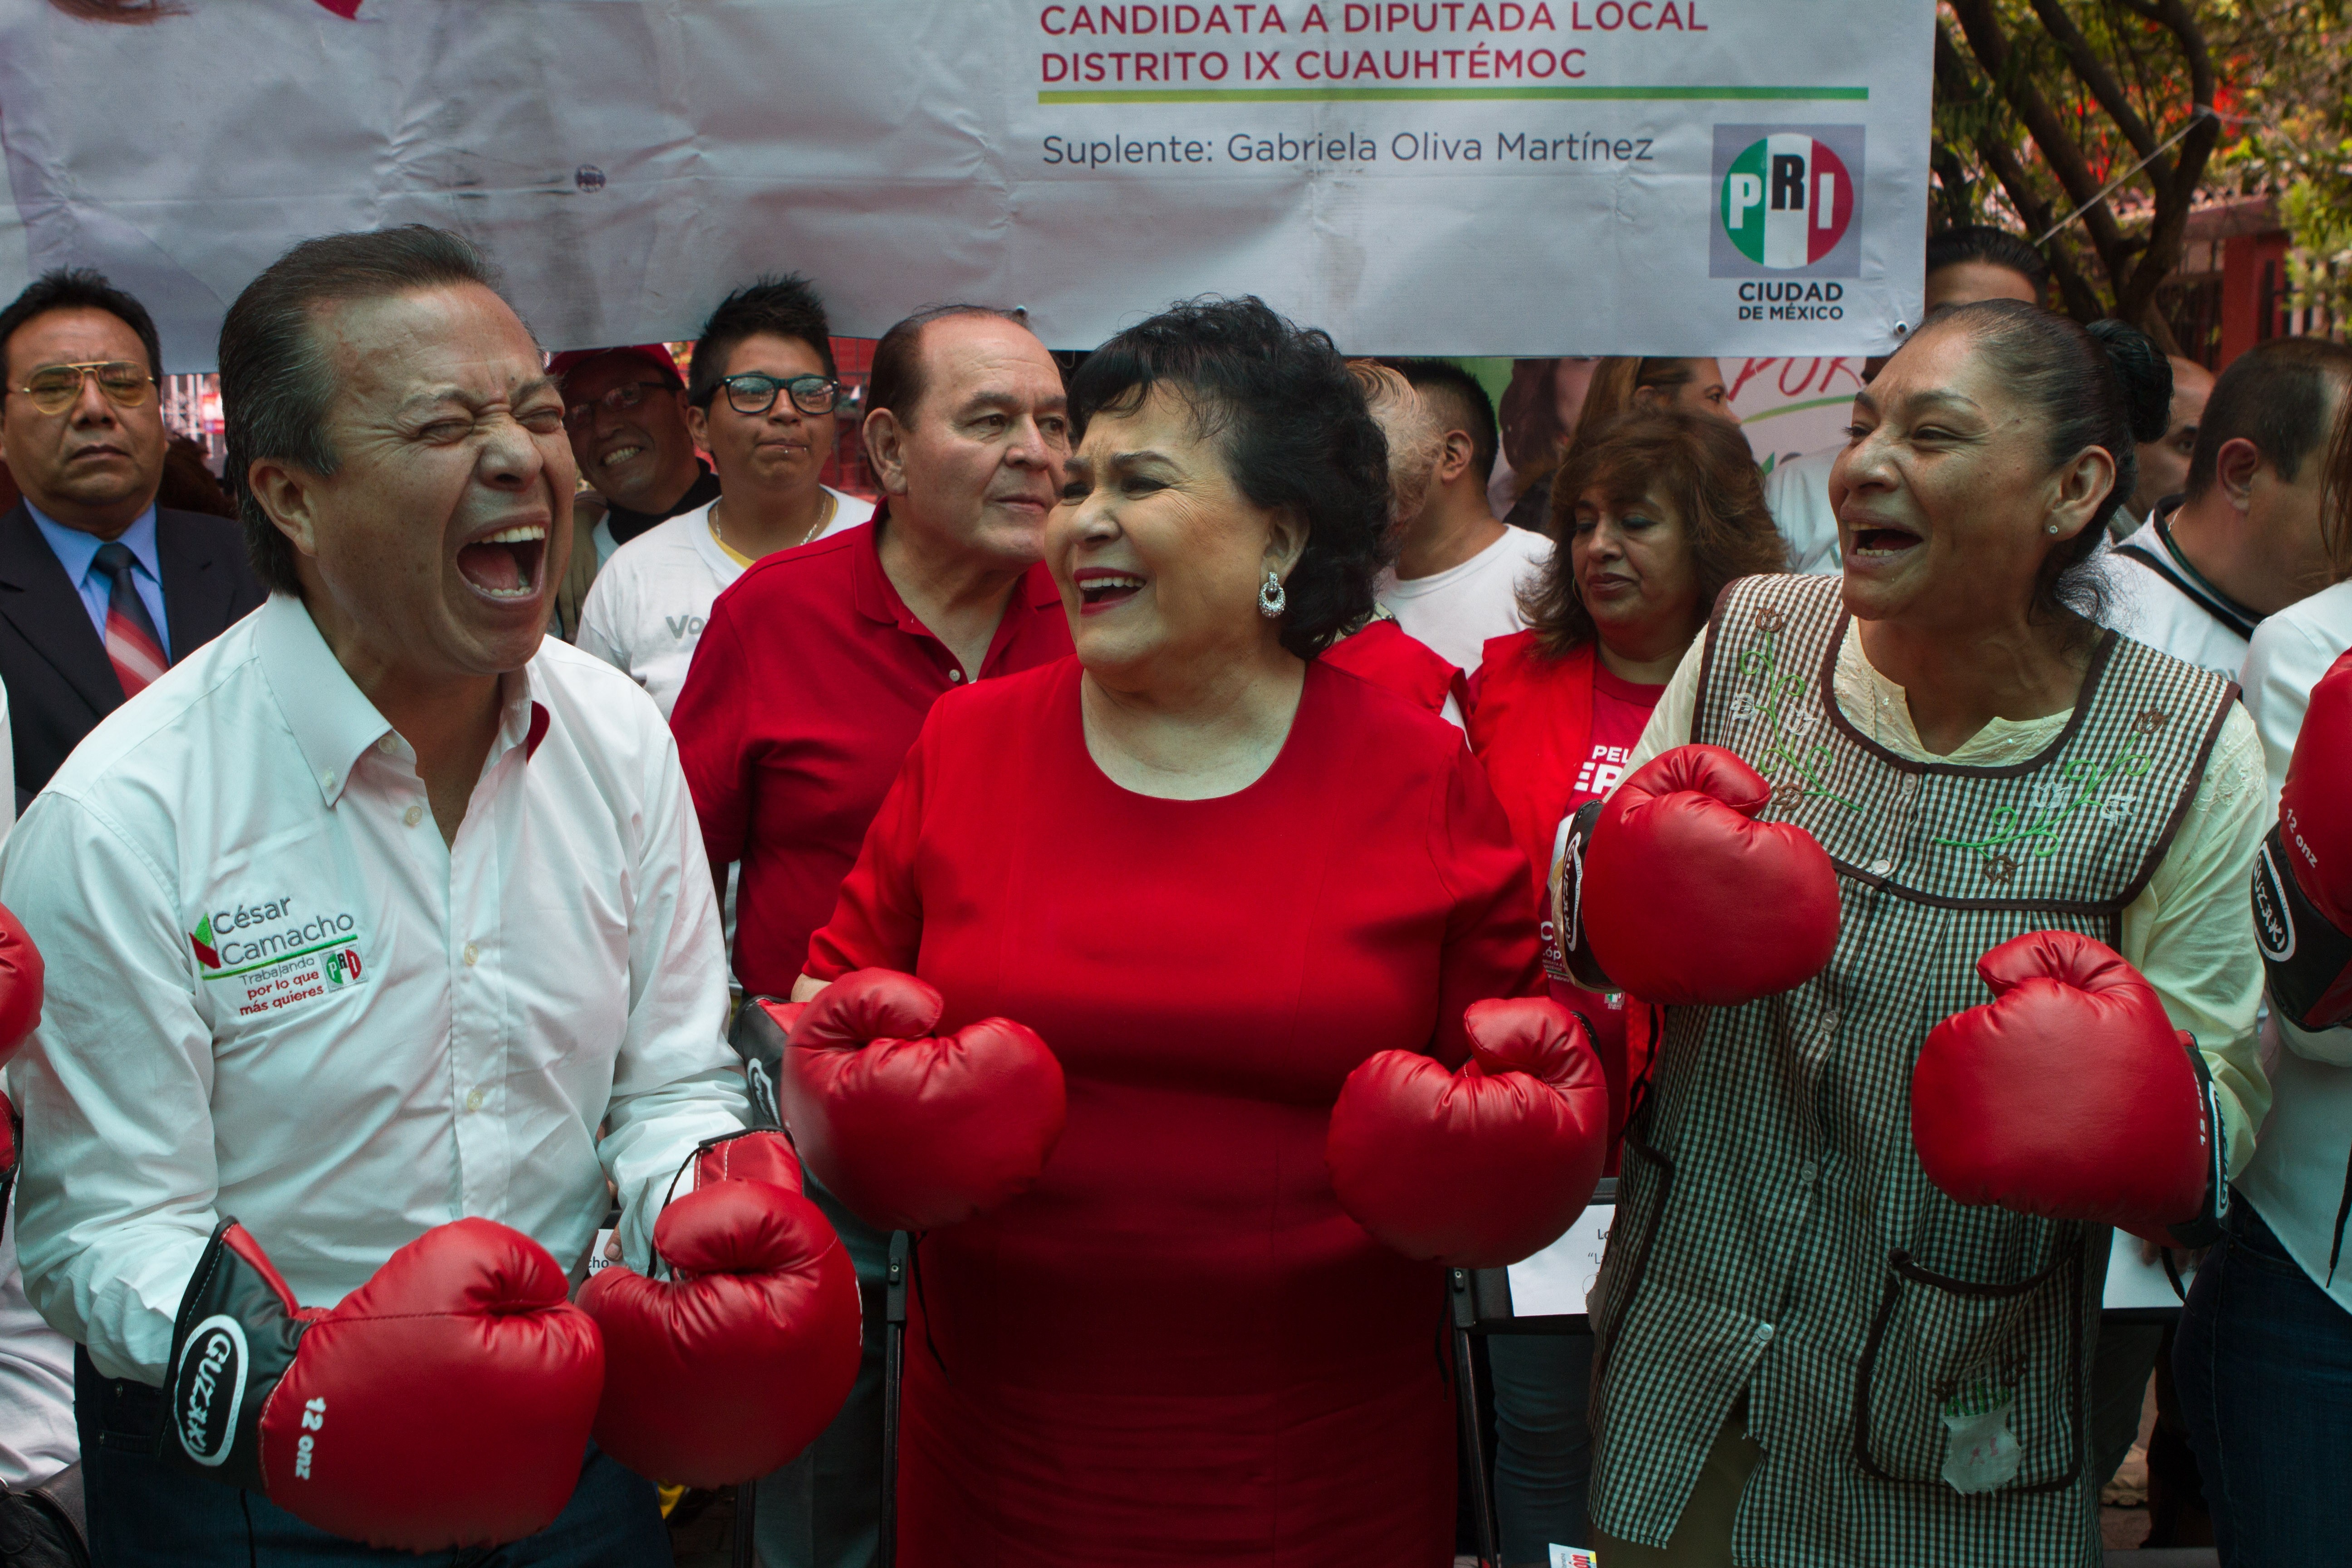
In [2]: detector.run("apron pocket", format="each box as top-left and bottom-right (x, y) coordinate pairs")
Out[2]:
(1851, 1241), (2086, 1496)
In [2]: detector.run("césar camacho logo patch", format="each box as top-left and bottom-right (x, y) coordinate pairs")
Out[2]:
(189, 894), (370, 1019)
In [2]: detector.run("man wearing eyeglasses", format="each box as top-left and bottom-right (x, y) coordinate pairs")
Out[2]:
(544, 343), (717, 641)
(0, 269), (264, 809)
(576, 277), (870, 718)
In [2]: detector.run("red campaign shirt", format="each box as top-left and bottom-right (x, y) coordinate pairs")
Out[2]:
(1465, 631), (1667, 1168)
(671, 515), (1073, 997)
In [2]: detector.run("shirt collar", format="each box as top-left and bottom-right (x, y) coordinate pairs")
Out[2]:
(253, 593), (547, 807)
(855, 502), (1066, 630)
(26, 501), (162, 586)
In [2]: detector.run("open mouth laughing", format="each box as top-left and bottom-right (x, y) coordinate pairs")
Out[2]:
(456, 523), (549, 601)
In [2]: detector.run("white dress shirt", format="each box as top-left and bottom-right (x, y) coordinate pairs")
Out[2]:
(0, 593), (748, 1383)
(2237, 578), (2352, 805)
(0, 681), (77, 1491)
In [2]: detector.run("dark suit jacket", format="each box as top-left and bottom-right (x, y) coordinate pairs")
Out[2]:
(0, 501), (266, 809)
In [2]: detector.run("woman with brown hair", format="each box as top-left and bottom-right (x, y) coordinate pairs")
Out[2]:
(1461, 407), (1785, 1563)
(1502, 358), (1740, 534)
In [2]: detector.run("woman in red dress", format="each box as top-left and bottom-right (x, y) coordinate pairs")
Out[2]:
(1460, 409), (1786, 1562)
(798, 299), (1568, 1566)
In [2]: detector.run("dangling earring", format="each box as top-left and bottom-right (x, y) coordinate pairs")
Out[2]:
(1259, 570), (1287, 617)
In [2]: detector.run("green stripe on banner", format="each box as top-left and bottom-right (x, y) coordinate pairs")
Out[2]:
(1038, 85), (1869, 105)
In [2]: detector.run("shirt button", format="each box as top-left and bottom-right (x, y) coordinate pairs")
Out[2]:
(319, 769), (336, 790)
(462, 943), (480, 966)
(1798, 1161), (1819, 1185)
(464, 1088), (485, 1113)
(1867, 858), (1893, 877)
(1756, 1323), (1776, 1344)
(948, 669), (964, 683)
(402, 805), (423, 828)
(377, 735), (397, 754)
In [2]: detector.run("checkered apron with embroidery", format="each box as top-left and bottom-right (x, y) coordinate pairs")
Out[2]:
(1585, 574), (2233, 1568)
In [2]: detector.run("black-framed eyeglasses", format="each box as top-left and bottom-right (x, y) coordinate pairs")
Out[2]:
(11, 360), (155, 416)
(561, 380), (674, 430)
(714, 372), (842, 418)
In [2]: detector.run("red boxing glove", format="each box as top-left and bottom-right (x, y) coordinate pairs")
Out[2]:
(1911, 931), (2218, 1241)
(1579, 745), (1839, 1006)
(0, 901), (44, 1065)
(165, 1218), (602, 1549)
(581, 1131), (862, 1487)
(1326, 997), (1611, 1268)
(2254, 649), (2352, 1031)
(776, 971), (1067, 1232)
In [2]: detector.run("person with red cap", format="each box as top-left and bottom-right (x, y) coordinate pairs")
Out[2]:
(576, 277), (871, 720)
(547, 341), (717, 637)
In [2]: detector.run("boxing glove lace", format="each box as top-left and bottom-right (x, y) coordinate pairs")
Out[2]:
(1578, 745), (1839, 1005)
(1327, 997), (1611, 1268)
(165, 1217), (603, 1549)
(1910, 931), (2222, 1245)
(777, 970), (1066, 1232)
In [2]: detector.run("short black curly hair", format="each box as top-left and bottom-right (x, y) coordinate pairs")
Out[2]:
(1066, 296), (1390, 660)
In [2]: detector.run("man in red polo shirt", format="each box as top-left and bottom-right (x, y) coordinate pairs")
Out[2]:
(670, 303), (1070, 1568)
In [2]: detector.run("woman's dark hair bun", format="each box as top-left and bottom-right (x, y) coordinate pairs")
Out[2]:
(2087, 318), (2174, 446)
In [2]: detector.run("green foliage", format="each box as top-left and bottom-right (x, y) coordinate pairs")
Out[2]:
(1934, 1), (2352, 338)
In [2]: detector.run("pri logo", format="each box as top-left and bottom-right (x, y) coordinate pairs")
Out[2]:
(1710, 124), (1865, 280)
(190, 916), (222, 970)
(323, 948), (363, 988)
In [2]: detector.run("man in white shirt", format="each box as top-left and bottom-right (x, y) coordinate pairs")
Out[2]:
(0, 683), (83, 1563)
(2108, 338), (2352, 678)
(0, 226), (748, 1562)
(1376, 359), (1551, 675)
(1766, 226), (2049, 575)
(578, 276), (872, 718)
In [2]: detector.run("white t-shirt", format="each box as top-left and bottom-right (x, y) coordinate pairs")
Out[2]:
(2238, 577), (2352, 806)
(1375, 526), (1553, 676)
(2105, 512), (2260, 681)
(576, 489), (872, 718)
(1761, 446), (1844, 577)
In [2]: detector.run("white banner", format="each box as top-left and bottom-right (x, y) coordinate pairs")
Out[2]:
(0, 0), (1933, 369)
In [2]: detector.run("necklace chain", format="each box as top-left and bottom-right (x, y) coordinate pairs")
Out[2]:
(710, 490), (836, 555)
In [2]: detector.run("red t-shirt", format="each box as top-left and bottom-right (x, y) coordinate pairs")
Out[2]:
(1465, 632), (1667, 1165)
(671, 516), (1073, 997)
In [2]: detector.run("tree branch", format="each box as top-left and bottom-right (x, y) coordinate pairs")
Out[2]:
(2026, 0), (2159, 162)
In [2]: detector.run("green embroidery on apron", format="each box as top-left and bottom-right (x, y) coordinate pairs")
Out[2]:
(1731, 605), (1863, 814)
(1929, 707), (2171, 864)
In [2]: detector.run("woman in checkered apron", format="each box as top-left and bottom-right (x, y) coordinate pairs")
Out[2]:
(1578, 301), (2270, 1567)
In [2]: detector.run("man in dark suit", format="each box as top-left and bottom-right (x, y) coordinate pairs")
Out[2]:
(0, 270), (264, 809)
